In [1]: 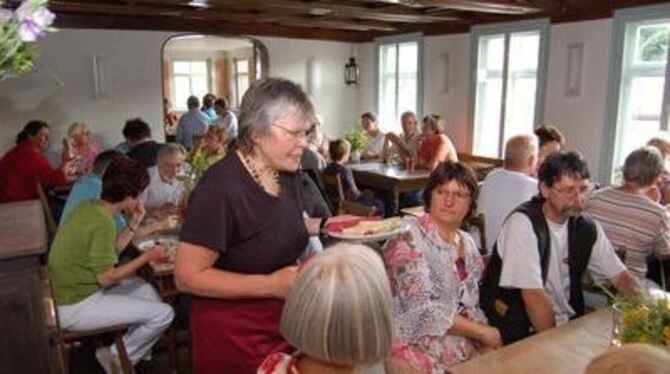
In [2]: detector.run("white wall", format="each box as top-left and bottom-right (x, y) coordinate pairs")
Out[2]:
(0, 29), (170, 152)
(0, 30), (357, 153)
(543, 19), (613, 178)
(422, 34), (472, 152)
(255, 36), (358, 138)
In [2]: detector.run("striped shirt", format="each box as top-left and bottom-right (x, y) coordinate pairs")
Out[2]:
(585, 187), (670, 280)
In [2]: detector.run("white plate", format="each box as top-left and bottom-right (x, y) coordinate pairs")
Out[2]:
(327, 223), (410, 242)
(134, 235), (178, 254)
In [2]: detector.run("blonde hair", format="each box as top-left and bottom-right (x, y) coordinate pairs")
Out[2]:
(585, 344), (670, 374)
(280, 243), (393, 366)
(67, 122), (89, 140)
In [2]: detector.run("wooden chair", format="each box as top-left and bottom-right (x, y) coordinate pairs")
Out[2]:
(461, 213), (487, 255)
(457, 153), (503, 181)
(36, 181), (58, 243)
(43, 267), (134, 374)
(320, 173), (377, 216)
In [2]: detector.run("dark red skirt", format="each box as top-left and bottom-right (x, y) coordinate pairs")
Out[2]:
(190, 297), (292, 374)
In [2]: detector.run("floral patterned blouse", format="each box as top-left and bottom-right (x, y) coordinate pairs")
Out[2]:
(382, 214), (487, 373)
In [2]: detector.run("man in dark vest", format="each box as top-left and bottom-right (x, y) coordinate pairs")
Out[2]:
(480, 151), (640, 344)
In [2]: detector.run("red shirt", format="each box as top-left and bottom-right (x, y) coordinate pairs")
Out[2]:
(0, 142), (68, 202)
(417, 135), (443, 164)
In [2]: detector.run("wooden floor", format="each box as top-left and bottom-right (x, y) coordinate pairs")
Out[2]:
(68, 330), (190, 374)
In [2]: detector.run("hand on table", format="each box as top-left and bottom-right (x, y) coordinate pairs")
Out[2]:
(477, 325), (503, 349)
(144, 246), (169, 263)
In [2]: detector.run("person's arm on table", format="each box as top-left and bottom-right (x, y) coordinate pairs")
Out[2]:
(174, 242), (298, 299)
(97, 247), (166, 288)
(522, 288), (556, 332)
(449, 315), (502, 348)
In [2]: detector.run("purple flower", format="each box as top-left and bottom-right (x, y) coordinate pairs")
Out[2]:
(16, 3), (55, 42)
(0, 8), (13, 23)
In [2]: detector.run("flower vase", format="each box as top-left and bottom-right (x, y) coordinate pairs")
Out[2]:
(350, 149), (361, 163)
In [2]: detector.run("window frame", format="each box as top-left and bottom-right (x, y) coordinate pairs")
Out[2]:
(601, 3), (670, 184)
(171, 59), (211, 111)
(233, 57), (250, 107)
(374, 33), (424, 132)
(469, 19), (550, 157)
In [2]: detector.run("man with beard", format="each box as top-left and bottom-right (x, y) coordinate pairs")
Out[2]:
(480, 151), (640, 344)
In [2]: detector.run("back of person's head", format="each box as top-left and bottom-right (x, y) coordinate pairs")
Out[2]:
(585, 344), (670, 374)
(157, 142), (186, 161)
(504, 135), (538, 170)
(329, 139), (351, 162)
(538, 151), (590, 187)
(187, 95), (200, 109)
(280, 243), (393, 367)
(122, 118), (152, 142)
(622, 146), (664, 187)
(202, 93), (215, 107)
(647, 136), (670, 160)
(422, 114), (445, 134)
(101, 157), (150, 203)
(361, 112), (377, 123)
(214, 97), (229, 110)
(16, 120), (49, 144)
(92, 150), (122, 175)
(236, 77), (315, 153)
(534, 125), (565, 148)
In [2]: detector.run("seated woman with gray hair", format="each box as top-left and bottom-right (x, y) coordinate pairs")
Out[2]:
(258, 243), (431, 374)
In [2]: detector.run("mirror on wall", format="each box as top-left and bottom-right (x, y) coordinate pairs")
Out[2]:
(161, 35), (268, 140)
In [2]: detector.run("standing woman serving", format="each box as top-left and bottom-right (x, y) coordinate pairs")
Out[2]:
(175, 78), (319, 373)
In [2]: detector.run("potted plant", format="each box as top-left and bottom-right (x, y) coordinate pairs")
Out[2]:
(344, 127), (368, 163)
(602, 278), (670, 349)
(0, 0), (56, 80)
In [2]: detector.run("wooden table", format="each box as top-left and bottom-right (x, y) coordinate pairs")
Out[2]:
(0, 200), (58, 373)
(349, 162), (430, 214)
(451, 308), (613, 374)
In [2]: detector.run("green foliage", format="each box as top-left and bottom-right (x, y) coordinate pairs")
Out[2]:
(600, 283), (670, 349)
(344, 127), (368, 152)
(0, 0), (55, 80)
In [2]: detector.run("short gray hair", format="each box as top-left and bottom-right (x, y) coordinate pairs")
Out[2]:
(236, 77), (315, 153)
(504, 135), (538, 168)
(157, 143), (186, 161)
(622, 146), (664, 186)
(280, 243), (393, 366)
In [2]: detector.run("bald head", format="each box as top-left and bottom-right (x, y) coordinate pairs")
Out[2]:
(504, 135), (538, 175)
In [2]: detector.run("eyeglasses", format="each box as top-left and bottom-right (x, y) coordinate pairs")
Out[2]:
(551, 183), (591, 196)
(435, 188), (471, 202)
(272, 123), (316, 141)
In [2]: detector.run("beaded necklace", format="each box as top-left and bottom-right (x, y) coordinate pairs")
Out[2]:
(238, 150), (280, 194)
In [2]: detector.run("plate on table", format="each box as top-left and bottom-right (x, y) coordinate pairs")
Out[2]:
(327, 217), (409, 242)
(134, 235), (178, 271)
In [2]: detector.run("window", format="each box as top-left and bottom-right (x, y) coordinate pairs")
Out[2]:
(471, 21), (549, 158)
(376, 34), (422, 131)
(605, 5), (670, 182)
(234, 58), (250, 106)
(172, 60), (209, 111)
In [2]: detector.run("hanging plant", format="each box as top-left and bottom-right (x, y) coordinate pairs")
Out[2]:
(0, 0), (55, 80)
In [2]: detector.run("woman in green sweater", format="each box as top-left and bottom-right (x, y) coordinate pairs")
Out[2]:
(48, 156), (174, 374)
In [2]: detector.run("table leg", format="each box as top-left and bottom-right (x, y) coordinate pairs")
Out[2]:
(393, 189), (400, 215)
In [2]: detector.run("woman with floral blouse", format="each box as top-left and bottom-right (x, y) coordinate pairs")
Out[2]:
(382, 161), (501, 373)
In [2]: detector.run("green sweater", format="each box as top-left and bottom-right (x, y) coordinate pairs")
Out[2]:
(48, 202), (118, 306)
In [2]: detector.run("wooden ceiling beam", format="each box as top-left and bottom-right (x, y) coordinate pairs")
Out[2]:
(408, 0), (551, 14)
(54, 13), (368, 42)
(150, 0), (466, 23)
